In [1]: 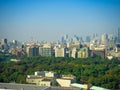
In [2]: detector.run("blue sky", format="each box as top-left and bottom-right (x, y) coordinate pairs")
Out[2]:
(0, 0), (120, 42)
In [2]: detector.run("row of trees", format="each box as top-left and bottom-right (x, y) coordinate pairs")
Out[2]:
(0, 56), (120, 90)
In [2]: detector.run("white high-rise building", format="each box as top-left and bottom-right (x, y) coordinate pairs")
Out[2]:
(71, 48), (77, 58)
(101, 33), (108, 44)
(54, 47), (66, 57)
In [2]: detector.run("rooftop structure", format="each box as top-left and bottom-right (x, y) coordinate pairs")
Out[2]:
(26, 71), (57, 86)
(0, 83), (50, 90)
(71, 83), (109, 90)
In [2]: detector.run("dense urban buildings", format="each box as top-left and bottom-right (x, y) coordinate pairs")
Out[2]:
(0, 31), (120, 59)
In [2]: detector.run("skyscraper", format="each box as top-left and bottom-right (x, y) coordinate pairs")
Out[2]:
(26, 45), (39, 57)
(61, 34), (68, 44)
(54, 47), (66, 57)
(1, 38), (7, 45)
(118, 28), (120, 43)
(101, 33), (108, 44)
(39, 44), (54, 57)
(1, 38), (8, 51)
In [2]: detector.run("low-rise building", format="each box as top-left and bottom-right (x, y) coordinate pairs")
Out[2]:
(26, 71), (57, 86)
(26, 76), (53, 86)
(56, 75), (76, 87)
(71, 83), (109, 90)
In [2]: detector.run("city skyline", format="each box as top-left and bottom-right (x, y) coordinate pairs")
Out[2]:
(0, 0), (120, 42)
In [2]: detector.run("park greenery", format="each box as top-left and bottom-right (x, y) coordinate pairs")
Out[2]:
(0, 53), (120, 90)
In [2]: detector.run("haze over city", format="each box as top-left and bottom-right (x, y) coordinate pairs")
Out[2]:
(0, 0), (120, 42)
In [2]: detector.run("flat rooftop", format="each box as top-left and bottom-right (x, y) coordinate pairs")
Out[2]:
(0, 83), (50, 90)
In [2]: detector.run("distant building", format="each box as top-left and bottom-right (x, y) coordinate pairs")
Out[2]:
(101, 33), (108, 44)
(118, 28), (120, 43)
(26, 44), (39, 57)
(54, 47), (66, 57)
(39, 44), (54, 57)
(71, 42), (81, 49)
(70, 48), (77, 58)
(1, 38), (9, 51)
(77, 47), (89, 58)
(12, 40), (17, 45)
(86, 36), (91, 42)
(89, 43), (95, 50)
(1, 38), (7, 45)
(61, 34), (68, 44)
(90, 49), (106, 59)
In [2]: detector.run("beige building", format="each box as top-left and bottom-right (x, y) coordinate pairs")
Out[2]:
(71, 48), (77, 58)
(26, 71), (57, 86)
(26, 71), (77, 87)
(71, 42), (81, 49)
(56, 75), (76, 87)
(26, 44), (39, 57)
(54, 47), (66, 57)
(77, 47), (89, 58)
(26, 76), (53, 86)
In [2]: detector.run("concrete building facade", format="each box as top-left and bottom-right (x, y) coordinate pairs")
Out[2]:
(77, 47), (89, 58)
(54, 47), (66, 57)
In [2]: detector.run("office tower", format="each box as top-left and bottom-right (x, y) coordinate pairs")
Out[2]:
(101, 33), (108, 44)
(77, 47), (89, 58)
(61, 34), (68, 44)
(108, 34), (113, 41)
(1, 38), (8, 51)
(61, 36), (64, 43)
(86, 36), (91, 42)
(118, 28), (120, 43)
(12, 40), (17, 45)
(54, 47), (66, 57)
(71, 48), (77, 58)
(26, 45), (39, 57)
(39, 44), (54, 57)
(79, 37), (83, 42)
(1, 38), (7, 45)
(72, 35), (79, 43)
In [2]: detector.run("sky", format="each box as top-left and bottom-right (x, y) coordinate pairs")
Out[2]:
(0, 0), (120, 42)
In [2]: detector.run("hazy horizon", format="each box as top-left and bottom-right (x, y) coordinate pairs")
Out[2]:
(0, 0), (120, 42)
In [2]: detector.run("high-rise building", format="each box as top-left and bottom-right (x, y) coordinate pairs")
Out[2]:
(77, 47), (89, 58)
(86, 36), (91, 42)
(1, 38), (8, 51)
(61, 34), (68, 44)
(101, 33), (108, 44)
(71, 48), (77, 58)
(12, 40), (17, 45)
(39, 44), (54, 57)
(26, 45), (39, 57)
(54, 47), (66, 57)
(118, 28), (120, 43)
(1, 38), (7, 45)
